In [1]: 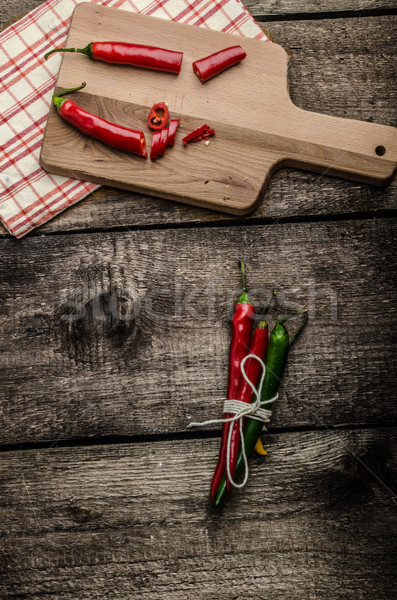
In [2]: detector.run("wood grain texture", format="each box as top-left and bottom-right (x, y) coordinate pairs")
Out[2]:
(1, 219), (396, 445)
(246, 0), (397, 15)
(3, 13), (395, 236)
(40, 4), (397, 216)
(2, 0), (395, 31)
(1, 428), (396, 599)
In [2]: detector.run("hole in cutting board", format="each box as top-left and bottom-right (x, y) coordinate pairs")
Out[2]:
(375, 145), (386, 156)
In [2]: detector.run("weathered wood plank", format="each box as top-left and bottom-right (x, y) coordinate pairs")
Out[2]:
(2, 14), (395, 237)
(0, 219), (395, 444)
(1, 428), (396, 599)
(1, 0), (396, 32)
(247, 0), (397, 16)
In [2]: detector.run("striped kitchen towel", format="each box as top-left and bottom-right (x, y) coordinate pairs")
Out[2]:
(0, 0), (267, 238)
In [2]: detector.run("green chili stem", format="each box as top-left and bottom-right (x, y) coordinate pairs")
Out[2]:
(56, 82), (86, 97)
(240, 260), (247, 293)
(264, 290), (277, 315)
(53, 82), (86, 110)
(289, 313), (308, 345)
(236, 260), (250, 304)
(44, 43), (93, 60)
(277, 308), (308, 325)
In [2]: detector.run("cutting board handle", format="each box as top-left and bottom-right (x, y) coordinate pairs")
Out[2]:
(282, 106), (397, 185)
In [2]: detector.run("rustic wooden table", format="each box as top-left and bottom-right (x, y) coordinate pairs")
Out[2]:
(1, 1), (396, 598)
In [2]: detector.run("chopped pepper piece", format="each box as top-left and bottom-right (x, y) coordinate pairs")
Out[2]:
(158, 127), (169, 156)
(150, 130), (162, 159)
(192, 46), (246, 83)
(182, 124), (215, 146)
(167, 119), (180, 146)
(147, 102), (169, 131)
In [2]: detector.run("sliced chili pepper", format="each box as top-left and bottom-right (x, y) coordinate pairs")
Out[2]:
(226, 320), (269, 491)
(192, 45), (247, 83)
(52, 82), (147, 158)
(150, 130), (162, 159)
(167, 119), (180, 146)
(45, 41), (183, 74)
(150, 128), (169, 160)
(210, 260), (254, 500)
(147, 102), (169, 131)
(158, 128), (169, 156)
(182, 124), (215, 146)
(214, 310), (308, 506)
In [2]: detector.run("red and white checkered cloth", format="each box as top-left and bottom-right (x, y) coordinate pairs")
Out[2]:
(0, 0), (267, 238)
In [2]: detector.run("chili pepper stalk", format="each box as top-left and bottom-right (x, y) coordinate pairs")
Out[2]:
(214, 309), (308, 506)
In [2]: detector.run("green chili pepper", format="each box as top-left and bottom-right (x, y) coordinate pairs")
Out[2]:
(214, 310), (307, 506)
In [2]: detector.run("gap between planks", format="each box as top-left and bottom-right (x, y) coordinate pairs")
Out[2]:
(0, 422), (395, 454)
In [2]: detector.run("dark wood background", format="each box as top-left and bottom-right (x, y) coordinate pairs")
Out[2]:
(1, 1), (396, 598)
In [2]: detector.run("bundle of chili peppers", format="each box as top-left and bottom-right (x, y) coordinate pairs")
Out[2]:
(208, 261), (308, 506)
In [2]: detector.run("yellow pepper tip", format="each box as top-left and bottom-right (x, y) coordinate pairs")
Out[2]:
(254, 437), (267, 456)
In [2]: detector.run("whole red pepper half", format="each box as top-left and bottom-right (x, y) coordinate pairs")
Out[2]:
(210, 260), (254, 499)
(147, 102), (169, 130)
(45, 41), (183, 74)
(226, 320), (269, 490)
(52, 82), (147, 158)
(192, 45), (247, 83)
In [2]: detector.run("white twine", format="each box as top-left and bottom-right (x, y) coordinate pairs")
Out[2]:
(187, 353), (278, 489)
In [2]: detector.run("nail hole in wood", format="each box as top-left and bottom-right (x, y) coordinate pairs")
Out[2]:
(375, 145), (386, 156)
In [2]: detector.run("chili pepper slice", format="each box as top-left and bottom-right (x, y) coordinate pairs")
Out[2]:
(45, 42), (183, 74)
(147, 102), (169, 131)
(150, 130), (162, 159)
(214, 310), (308, 506)
(52, 82), (147, 158)
(158, 128), (169, 156)
(182, 124), (215, 146)
(210, 260), (254, 500)
(226, 320), (269, 491)
(192, 45), (247, 83)
(167, 119), (180, 146)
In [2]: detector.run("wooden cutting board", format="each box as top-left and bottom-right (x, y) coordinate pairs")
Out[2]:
(40, 2), (397, 215)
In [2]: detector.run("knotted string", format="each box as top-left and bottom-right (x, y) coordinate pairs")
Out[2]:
(187, 354), (278, 489)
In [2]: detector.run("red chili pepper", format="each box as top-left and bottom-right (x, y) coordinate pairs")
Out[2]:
(226, 320), (269, 490)
(182, 124), (215, 146)
(44, 41), (183, 74)
(52, 83), (147, 157)
(150, 127), (169, 159)
(167, 119), (180, 146)
(147, 102), (169, 131)
(192, 45), (247, 83)
(150, 131), (162, 159)
(210, 260), (254, 499)
(158, 128), (169, 156)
